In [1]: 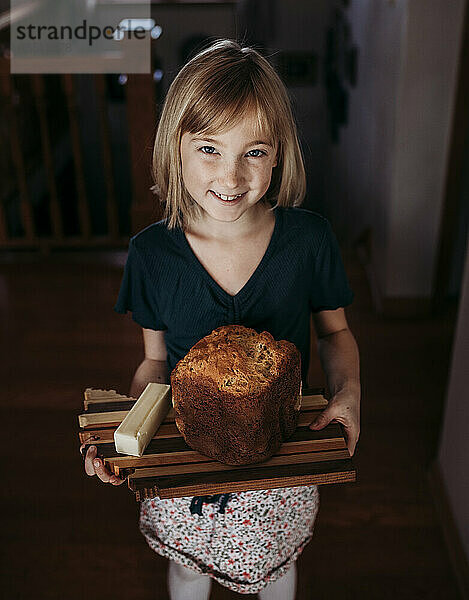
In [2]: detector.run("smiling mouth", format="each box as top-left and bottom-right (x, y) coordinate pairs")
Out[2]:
(210, 190), (246, 202)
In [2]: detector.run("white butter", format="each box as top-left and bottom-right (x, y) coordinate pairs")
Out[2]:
(114, 382), (171, 456)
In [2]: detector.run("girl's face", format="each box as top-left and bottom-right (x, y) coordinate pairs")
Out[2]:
(180, 113), (278, 225)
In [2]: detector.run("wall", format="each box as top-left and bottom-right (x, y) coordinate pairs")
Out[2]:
(437, 242), (469, 562)
(152, 3), (236, 95)
(264, 0), (332, 214)
(448, 126), (469, 298)
(387, 0), (465, 297)
(323, 0), (405, 269)
(324, 0), (465, 301)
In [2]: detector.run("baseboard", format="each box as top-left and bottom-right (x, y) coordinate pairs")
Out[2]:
(428, 461), (469, 600)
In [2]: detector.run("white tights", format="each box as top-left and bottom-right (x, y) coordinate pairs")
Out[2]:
(167, 559), (297, 600)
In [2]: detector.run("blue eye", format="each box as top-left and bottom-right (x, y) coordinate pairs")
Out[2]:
(200, 146), (217, 154)
(246, 149), (266, 157)
(197, 146), (266, 157)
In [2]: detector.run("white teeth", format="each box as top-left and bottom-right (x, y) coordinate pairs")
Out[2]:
(213, 191), (244, 201)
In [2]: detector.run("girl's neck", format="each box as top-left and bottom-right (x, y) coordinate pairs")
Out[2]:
(186, 200), (275, 243)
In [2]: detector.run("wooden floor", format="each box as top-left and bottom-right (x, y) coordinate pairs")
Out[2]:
(0, 250), (462, 599)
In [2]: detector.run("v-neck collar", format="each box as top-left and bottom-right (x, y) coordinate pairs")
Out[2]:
(177, 206), (282, 302)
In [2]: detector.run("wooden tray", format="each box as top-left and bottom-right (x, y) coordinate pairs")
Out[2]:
(78, 387), (356, 501)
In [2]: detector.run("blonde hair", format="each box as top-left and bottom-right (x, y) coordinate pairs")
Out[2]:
(152, 39), (306, 229)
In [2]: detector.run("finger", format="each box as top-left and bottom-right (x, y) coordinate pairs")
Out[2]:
(84, 445), (124, 484)
(309, 409), (334, 430)
(344, 426), (360, 457)
(84, 445), (98, 476)
(80, 438), (98, 459)
(93, 457), (115, 483)
(109, 475), (126, 485)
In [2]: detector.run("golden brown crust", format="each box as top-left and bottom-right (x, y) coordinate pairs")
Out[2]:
(171, 325), (301, 465)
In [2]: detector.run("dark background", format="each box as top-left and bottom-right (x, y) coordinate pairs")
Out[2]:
(1, 1), (468, 598)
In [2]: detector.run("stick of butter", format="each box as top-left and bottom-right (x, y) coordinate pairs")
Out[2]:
(114, 382), (171, 456)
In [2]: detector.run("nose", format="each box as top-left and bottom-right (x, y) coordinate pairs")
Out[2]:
(217, 159), (245, 191)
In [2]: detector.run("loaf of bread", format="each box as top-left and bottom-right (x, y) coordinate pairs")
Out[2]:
(171, 325), (302, 465)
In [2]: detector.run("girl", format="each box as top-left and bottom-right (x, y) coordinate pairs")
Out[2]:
(82, 39), (360, 599)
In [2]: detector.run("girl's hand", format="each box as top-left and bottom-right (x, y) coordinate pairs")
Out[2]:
(309, 388), (360, 456)
(80, 443), (125, 486)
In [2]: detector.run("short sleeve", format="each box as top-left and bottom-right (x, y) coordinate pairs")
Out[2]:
(114, 239), (166, 330)
(309, 220), (354, 312)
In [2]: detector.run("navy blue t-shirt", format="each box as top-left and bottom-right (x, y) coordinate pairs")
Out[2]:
(114, 206), (353, 384)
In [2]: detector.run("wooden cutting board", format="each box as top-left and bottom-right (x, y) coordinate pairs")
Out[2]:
(78, 387), (356, 501)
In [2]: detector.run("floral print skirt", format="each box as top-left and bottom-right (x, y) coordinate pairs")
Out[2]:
(139, 485), (320, 595)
